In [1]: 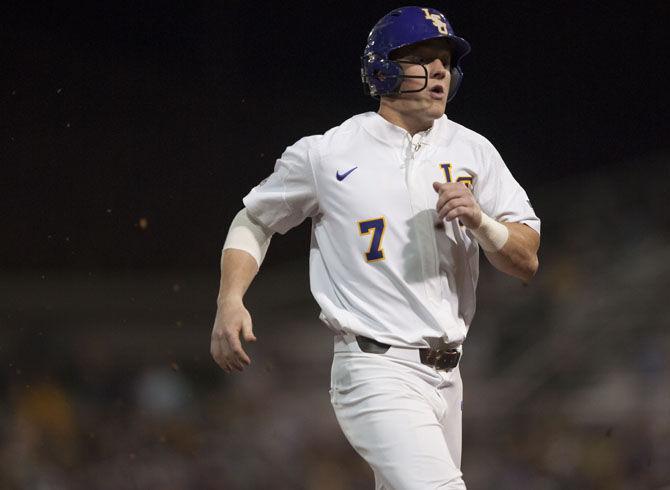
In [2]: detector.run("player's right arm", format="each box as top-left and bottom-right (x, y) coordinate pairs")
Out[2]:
(210, 208), (273, 373)
(211, 136), (320, 372)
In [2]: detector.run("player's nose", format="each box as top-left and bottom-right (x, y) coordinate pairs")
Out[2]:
(429, 59), (448, 79)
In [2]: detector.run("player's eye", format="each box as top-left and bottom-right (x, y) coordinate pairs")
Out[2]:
(397, 55), (450, 68)
(414, 56), (451, 67)
(402, 56), (426, 64)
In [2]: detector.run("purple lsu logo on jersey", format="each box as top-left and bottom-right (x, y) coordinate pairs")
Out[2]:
(440, 163), (473, 189)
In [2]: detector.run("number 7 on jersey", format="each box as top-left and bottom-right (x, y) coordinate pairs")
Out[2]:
(358, 217), (386, 262)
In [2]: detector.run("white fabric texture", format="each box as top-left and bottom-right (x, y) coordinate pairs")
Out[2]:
(243, 112), (540, 348)
(330, 334), (466, 490)
(222, 208), (274, 268)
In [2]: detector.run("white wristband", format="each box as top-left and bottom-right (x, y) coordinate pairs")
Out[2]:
(223, 208), (274, 267)
(471, 213), (509, 252)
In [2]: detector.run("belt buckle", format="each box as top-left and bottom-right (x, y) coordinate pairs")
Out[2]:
(430, 349), (460, 371)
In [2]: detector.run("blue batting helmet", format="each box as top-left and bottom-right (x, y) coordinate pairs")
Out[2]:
(361, 6), (471, 101)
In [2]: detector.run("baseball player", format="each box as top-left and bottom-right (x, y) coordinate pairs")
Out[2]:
(211, 6), (540, 489)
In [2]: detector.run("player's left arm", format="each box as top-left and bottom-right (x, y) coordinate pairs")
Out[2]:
(480, 222), (539, 283)
(433, 181), (540, 283)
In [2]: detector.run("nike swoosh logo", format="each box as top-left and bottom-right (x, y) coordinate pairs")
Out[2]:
(336, 166), (358, 181)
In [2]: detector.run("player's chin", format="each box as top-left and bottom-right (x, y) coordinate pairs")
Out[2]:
(423, 98), (447, 118)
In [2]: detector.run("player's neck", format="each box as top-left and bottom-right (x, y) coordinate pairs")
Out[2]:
(377, 105), (435, 136)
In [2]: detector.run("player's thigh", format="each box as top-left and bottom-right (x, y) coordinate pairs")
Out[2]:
(437, 366), (464, 470)
(330, 354), (464, 489)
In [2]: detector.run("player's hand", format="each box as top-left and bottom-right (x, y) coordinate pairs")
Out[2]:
(432, 181), (482, 229)
(210, 297), (257, 373)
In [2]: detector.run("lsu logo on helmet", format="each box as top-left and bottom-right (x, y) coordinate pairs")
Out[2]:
(421, 7), (449, 35)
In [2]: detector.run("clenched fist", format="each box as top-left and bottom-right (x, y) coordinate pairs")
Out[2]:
(432, 181), (482, 229)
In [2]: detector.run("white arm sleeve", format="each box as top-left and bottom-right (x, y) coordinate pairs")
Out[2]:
(471, 213), (510, 252)
(222, 208), (274, 268)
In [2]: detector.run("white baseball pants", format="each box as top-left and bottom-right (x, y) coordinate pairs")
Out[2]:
(330, 334), (465, 490)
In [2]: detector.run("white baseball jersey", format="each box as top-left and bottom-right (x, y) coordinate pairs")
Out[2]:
(243, 112), (540, 348)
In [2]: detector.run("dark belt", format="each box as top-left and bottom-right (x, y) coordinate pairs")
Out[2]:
(355, 336), (461, 371)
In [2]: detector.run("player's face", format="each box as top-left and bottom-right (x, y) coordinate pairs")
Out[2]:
(388, 39), (453, 120)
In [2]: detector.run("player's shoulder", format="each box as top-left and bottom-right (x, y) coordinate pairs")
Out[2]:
(288, 113), (374, 162)
(288, 113), (371, 150)
(438, 116), (498, 154)
(321, 112), (374, 142)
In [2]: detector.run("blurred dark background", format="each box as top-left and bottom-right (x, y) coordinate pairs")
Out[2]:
(1, 1), (669, 489)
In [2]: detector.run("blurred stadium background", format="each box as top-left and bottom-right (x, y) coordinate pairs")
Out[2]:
(2, 1), (669, 489)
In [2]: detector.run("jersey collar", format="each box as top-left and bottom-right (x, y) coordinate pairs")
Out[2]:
(362, 112), (448, 149)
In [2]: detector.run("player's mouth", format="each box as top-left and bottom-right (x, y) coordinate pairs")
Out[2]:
(429, 85), (446, 100)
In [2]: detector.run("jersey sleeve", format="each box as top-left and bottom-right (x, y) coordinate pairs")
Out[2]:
(242, 135), (320, 234)
(474, 145), (541, 234)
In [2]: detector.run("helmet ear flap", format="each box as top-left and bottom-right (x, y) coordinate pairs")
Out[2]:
(447, 66), (464, 102)
(361, 56), (405, 97)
